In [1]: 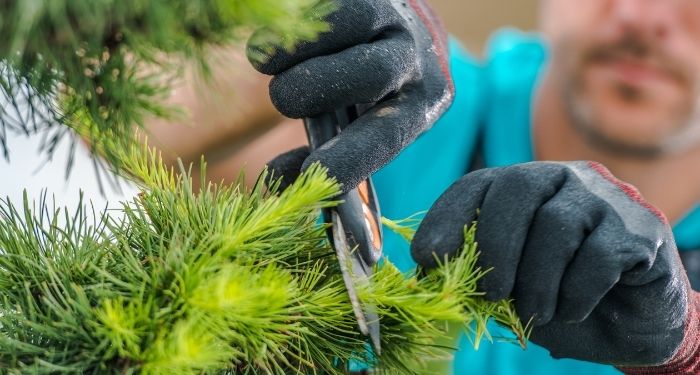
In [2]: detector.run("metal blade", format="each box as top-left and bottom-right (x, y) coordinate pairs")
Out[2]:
(331, 211), (381, 354)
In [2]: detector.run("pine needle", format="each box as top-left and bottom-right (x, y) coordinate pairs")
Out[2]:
(0, 0), (335, 175)
(0, 147), (529, 374)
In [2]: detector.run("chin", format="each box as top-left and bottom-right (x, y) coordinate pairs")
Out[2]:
(569, 98), (690, 157)
(592, 124), (665, 156)
(581, 112), (700, 157)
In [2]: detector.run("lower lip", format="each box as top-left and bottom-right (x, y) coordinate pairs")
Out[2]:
(596, 59), (672, 85)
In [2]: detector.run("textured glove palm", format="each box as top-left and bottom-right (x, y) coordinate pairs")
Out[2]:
(248, 0), (454, 192)
(411, 161), (697, 368)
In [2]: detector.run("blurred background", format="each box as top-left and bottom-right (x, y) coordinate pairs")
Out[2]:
(1, 0), (541, 211)
(431, 0), (538, 54)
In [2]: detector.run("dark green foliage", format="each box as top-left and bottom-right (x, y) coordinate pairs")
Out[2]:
(0, 0), (333, 167)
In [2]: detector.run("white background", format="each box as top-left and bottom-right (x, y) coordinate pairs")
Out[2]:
(0, 130), (138, 216)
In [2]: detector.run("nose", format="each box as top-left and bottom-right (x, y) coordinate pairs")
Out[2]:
(610, 0), (644, 25)
(606, 0), (670, 39)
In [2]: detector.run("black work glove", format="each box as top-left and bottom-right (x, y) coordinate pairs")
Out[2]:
(411, 161), (700, 369)
(248, 0), (454, 192)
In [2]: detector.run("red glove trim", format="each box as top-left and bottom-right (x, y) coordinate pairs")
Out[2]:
(587, 161), (668, 225)
(406, 0), (454, 93)
(620, 292), (700, 374)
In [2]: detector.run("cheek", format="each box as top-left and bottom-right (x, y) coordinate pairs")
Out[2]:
(661, 4), (700, 89)
(540, 1), (602, 40)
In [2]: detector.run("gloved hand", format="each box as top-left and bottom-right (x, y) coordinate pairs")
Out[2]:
(411, 161), (700, 370)
(247, 0), (454, 192)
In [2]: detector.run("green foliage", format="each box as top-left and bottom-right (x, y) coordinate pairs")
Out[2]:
(0, 2), (533, 372)
(0, 147), (529, 374)
(0, 0), (333, 165)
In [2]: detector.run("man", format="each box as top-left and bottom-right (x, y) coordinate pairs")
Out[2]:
(150, 0), (700, 373)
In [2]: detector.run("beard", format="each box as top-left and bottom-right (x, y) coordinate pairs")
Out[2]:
(563, 82), (700, 160)
(556, 32), (700, 159)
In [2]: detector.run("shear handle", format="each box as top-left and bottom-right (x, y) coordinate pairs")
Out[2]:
(303, 109), (383, 266)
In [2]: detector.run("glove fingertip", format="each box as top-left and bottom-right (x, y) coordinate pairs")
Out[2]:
(514, 302), (555, 328)
(410, 224), (463, 270)
(556, 303), (594, 325)
(265, 146), (310, 192)
(301, 151), (361, 194)
(477, 277), (513, 302)
(245, 30), (286, 75)
(269, 76), (309, 119)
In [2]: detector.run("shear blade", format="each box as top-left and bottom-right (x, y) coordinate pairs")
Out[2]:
(331, 211), (381, 355)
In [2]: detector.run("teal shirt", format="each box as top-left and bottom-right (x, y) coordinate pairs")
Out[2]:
(373, 29), (700, 374)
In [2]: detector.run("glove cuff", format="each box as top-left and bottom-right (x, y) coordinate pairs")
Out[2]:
(619, 291), (700, 375)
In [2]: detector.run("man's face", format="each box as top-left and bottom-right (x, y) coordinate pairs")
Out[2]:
(541, 0), (700, 157)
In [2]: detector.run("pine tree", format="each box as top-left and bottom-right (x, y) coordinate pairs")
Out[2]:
(0, 1), (530, 373)
(0, 0), (333, 167)
(0, 146), (529, 374)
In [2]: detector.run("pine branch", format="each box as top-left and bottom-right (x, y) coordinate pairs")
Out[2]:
(0, 0), (334, 170)
(0, 2), (533, 372)
(0, 147), (529, 374)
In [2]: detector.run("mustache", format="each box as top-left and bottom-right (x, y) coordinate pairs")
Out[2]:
(582, 34), (692, 83)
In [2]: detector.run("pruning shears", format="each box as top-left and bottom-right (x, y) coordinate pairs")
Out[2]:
(304, 107), (383, 354)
